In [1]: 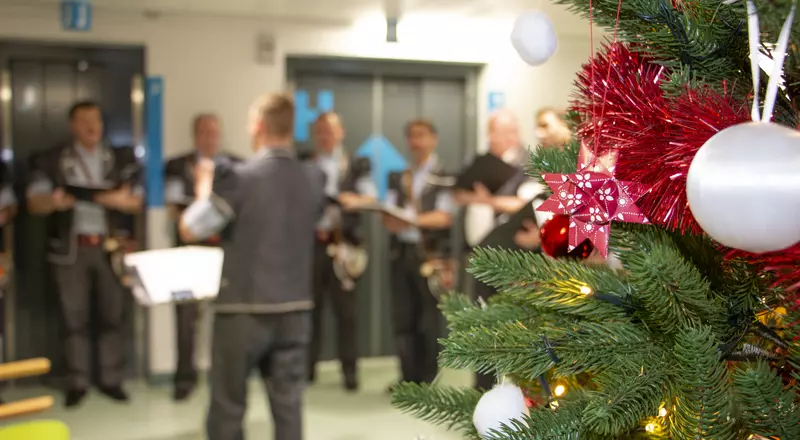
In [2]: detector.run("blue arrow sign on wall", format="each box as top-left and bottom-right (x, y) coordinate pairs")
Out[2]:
(61, 0), (92, 31)
(355, 135), (407, 201)
(294, 89), (334, 142)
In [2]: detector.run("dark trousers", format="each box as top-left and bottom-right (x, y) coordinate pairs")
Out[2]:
(309, 243), (358, 379)
(175, 302), (200, 389)
(52, 246), (125, 390)
(390, 244), (440, 384)
(473, 278), (497, 390)
(206, 311), (310, 440)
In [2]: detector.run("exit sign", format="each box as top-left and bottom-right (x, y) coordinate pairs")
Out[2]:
(61, 1), (92, 32)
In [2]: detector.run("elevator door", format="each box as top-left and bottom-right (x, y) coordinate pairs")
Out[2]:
(0, 42), (144, 383)
(293, 66), (473, 360)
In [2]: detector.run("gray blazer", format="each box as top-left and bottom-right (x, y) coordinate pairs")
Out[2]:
(186, 147), (325, 313)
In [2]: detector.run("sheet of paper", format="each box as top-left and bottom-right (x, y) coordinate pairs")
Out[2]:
(124, 246), (224, 306)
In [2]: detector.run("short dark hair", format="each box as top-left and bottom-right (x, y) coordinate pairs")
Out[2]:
(405, 118), (437, 136)
(69, 101), (101, 120)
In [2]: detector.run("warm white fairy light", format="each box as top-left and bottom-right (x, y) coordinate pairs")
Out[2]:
(658, 407), (668, 418)
(579, 285), (592, 295)
(554, 384), (566, 397)
(645, 423), (656, 433)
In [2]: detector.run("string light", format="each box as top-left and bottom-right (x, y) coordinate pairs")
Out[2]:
(645, 423), (656, 433)
(549, 400), (560, 409)
(658, 406), (668, 418)
(579, 285), (593, 295)
(554, 384), (566, 396)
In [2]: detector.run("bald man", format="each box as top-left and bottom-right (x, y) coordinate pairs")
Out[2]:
(304, 112), (376, 392)
(164, 114), (241, 401)
(455, 110), (548, 390)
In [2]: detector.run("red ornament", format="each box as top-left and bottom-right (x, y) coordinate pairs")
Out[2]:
(572, 43), (749, 234)
(536, 145), (649, 258)
(540, 214), (594, 259)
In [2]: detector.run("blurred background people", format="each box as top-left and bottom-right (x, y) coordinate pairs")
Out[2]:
(179, 93), (324, 440)
(513, 107), (573, 250)
(26, 101), (142, 407)
(454, 110), (536, 390)
(383, 118), (453, 390)
(305, 112), (375, 392)
(164, 113), (241, 401)
(534, 107), (572, 149)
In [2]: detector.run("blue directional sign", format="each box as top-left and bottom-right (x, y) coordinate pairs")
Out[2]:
(61, 0), (92, 32)
(488, 91), (506, 112)
(356, 135), (407, 201)
(294, 89), (334, 142)
(145, 77), (164, 208)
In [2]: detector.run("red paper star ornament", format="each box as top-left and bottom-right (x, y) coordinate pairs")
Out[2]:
(536, 150), (649, 258)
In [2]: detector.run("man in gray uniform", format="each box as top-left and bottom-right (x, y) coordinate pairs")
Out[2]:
(26, 101), (143, 407)
(165, 114), (241, 401)
(179, 93), (324, 440)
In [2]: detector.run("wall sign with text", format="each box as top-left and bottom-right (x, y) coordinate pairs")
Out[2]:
(61, 0), (92, 32)
(488, 91), (506, 112)
(293, 90), (334, 142)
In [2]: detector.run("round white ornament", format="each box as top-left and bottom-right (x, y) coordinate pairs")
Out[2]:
(510, 10), (558, 66)
(473, 383), (529, 438)
(686, 121), (800, 253)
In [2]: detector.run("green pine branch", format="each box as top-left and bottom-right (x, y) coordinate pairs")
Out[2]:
(438, 319), (656, 380)
(391, 382), (482, 438)
(583, 366), (668, 437)
(732, 361), (800, 439)
(611, 226), (727, 336)
(483, 400), (590, 440)
(468, 248), (633, 322)
(670, 325), (736, 440)
(527, 138), (581, 178)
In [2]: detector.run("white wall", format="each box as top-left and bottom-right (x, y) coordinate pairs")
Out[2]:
(0, 4), (594, 376)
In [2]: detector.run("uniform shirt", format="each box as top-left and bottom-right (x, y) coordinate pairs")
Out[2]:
(315, 146), (377, 232)
(164, 152), (237, 205)
(0, 186), (16, 210)
(26, 143), (143, 235)
(385, 154), (453, 243)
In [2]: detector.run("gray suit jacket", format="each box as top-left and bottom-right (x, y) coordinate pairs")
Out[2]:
(207, 147), (325, 314)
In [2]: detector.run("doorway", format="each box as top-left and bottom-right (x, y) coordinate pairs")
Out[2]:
(286, 57), (480, 360)
(0, 41), (145, 383)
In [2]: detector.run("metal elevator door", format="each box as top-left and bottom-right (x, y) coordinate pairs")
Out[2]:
(0, 42), (145, 384)
(291, 62), (476, 362)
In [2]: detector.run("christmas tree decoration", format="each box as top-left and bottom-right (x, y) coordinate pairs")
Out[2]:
(687, 0), (799, 254)
(472, 383), (529, 438)
(392, 0), (800, 438)
(510, 10), (558, 67)
(573, 43), (749, 234)
(536, 147), (649, 258)
(539, 214), (593, 259)
(687, 122), (800, 253)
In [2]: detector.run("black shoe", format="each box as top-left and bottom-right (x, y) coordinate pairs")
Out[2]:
(98, 386), (129, 402)
(65, 389), (88, 408)
(344, 375), (358, 392)
(173, 385), (195, 402)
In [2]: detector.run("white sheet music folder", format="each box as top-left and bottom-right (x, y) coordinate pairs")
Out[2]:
(124, 246), (224, 306)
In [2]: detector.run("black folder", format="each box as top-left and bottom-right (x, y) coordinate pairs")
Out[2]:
(65, 185), (115, 202)
(478, 202), (538, 249)
(455, 154), (519, 194)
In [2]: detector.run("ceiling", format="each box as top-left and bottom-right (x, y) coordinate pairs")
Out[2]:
(16, 0), (588, 29)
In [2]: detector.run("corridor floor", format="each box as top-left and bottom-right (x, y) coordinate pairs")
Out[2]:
(3, 358), (469, 440)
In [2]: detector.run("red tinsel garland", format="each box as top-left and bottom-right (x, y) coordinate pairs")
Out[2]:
(571, 43), (750, 234)
(727, 243), (800, 292)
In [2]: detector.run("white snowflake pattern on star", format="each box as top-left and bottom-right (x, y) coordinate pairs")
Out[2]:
(588, 206), (606, 223)
(574, 173), (593, 189)
(598, 187), (614, 202)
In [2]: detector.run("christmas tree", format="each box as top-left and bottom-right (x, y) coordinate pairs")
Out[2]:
(392, 0), (800, 439)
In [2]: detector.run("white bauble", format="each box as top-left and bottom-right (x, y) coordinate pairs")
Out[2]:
(473, 383), (529, 438)
(686, 121), (800, 253)
(510, 10), (558, 66)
